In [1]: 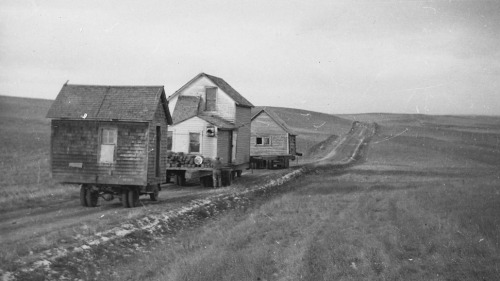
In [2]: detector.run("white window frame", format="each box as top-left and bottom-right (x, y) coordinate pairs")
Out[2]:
(99, 127), (118, 163)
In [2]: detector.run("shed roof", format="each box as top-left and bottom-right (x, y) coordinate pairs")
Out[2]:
(46, 84), (172, 123)
(169, 73), (254, 108)
(172, 95), (201, 124)
(198, 114), (237, 129)
(252, 107), (297, 135)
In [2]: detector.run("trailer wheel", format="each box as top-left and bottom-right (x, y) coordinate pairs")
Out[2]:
(128, 189), (139, 208)
(150, 185), (159, 201)
(121, 190), (129, 208)
(85, 187), (99, 207)
(175, 174), (185, 186)
(200, 176), (213, 188)
(80, 185), (88, 207)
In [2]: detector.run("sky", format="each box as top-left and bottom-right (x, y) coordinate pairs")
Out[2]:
(1, 0), (499, 115)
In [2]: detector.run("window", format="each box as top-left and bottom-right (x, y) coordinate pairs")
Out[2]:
(166, 131), (173, 151)
(205, 87), (217, 111)
(189, 132), (200, 153)
(256, 137), (270, 146)
(99, 128), (117, 163)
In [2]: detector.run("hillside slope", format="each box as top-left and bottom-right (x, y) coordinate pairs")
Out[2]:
(0, 95), (53, 187)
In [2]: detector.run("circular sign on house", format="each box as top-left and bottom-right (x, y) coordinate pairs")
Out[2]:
(194, 156), (203, 165)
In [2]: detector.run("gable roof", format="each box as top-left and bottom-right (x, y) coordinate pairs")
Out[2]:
(172, 95), (201, 124)
(46, 84), (172, 124)
(169, 73), (254, 108)
(251, 107), (297, 135)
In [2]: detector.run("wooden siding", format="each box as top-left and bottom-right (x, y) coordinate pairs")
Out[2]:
(50, 119), (149, 185)
(169, 76), (236, 122)
(234, 106), (251, 165)
(168, 117), (217, 159)
(251, 112), (290, 156)
(146, 102), (169, 185)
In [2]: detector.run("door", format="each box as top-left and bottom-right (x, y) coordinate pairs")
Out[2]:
(217, 130), (232, 164)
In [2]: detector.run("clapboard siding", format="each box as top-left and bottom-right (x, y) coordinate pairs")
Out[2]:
(146, 102), (169, 184)
(234, 106), (251, 165)
(169, 76), (236, 122)
(251, 112), (290, 156)
(169, 117), (217, 159)
(51, 120), (149, 185)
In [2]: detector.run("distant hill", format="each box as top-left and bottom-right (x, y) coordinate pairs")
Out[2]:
(0, 95), (54, 186)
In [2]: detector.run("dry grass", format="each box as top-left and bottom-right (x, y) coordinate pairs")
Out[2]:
(101, 168), (500, 281)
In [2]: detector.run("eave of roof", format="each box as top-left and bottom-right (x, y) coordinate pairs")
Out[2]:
(168, 73), (254, 108)
(46, 84), (172, 123)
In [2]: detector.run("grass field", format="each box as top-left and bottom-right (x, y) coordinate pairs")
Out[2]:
(97, 113), (500, 281)
(0, 95), (73, 211)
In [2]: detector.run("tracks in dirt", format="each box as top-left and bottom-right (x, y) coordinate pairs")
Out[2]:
(1, 122), (376, 280)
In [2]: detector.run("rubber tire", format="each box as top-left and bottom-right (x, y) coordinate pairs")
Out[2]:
(150, 185), (159, 201)
(121, 191), (129, 208)
(128, 189), (139, 208)
(175, 174), (185, 186)
(85, 188), (99, 207)
(80, 185), (88, 207)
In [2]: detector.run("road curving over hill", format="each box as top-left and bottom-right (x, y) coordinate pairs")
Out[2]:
(1, 121), (376, 281)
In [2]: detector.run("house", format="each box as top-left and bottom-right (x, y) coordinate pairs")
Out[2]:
(250, 107), (298, 169)
(166, 73), (254, 183)
(46, 84), (172, 207)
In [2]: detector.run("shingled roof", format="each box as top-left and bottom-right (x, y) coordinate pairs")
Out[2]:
(46, 84), (172, 123)
(169, 73), (254, 108)
(172, 95), (201, 124)
(198, 113), (237, 129)
(252, 107), (297, 135)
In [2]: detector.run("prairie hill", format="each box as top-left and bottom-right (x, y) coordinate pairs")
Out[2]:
(252, 106), (353, 157)
(0, 95), (53, 186)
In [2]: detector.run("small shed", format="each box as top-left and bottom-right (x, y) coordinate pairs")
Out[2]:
(46, 84), (173, 207)
(250, 107), (298, 169)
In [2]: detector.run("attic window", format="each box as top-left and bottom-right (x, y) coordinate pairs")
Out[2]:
(256, 137), (270, 146)
(205, 87), (217, 111)
(99, 128), (117, 163)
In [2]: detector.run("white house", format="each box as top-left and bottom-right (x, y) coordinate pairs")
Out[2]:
(167, 73), (254, 167)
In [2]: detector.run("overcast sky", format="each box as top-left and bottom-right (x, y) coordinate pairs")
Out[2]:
(1, 0), (499, 115)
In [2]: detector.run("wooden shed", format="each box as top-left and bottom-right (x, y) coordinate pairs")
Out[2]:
(46, 84), (172, 207)
(166, 73), (254, 185)
(250, 107), (298, 169)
